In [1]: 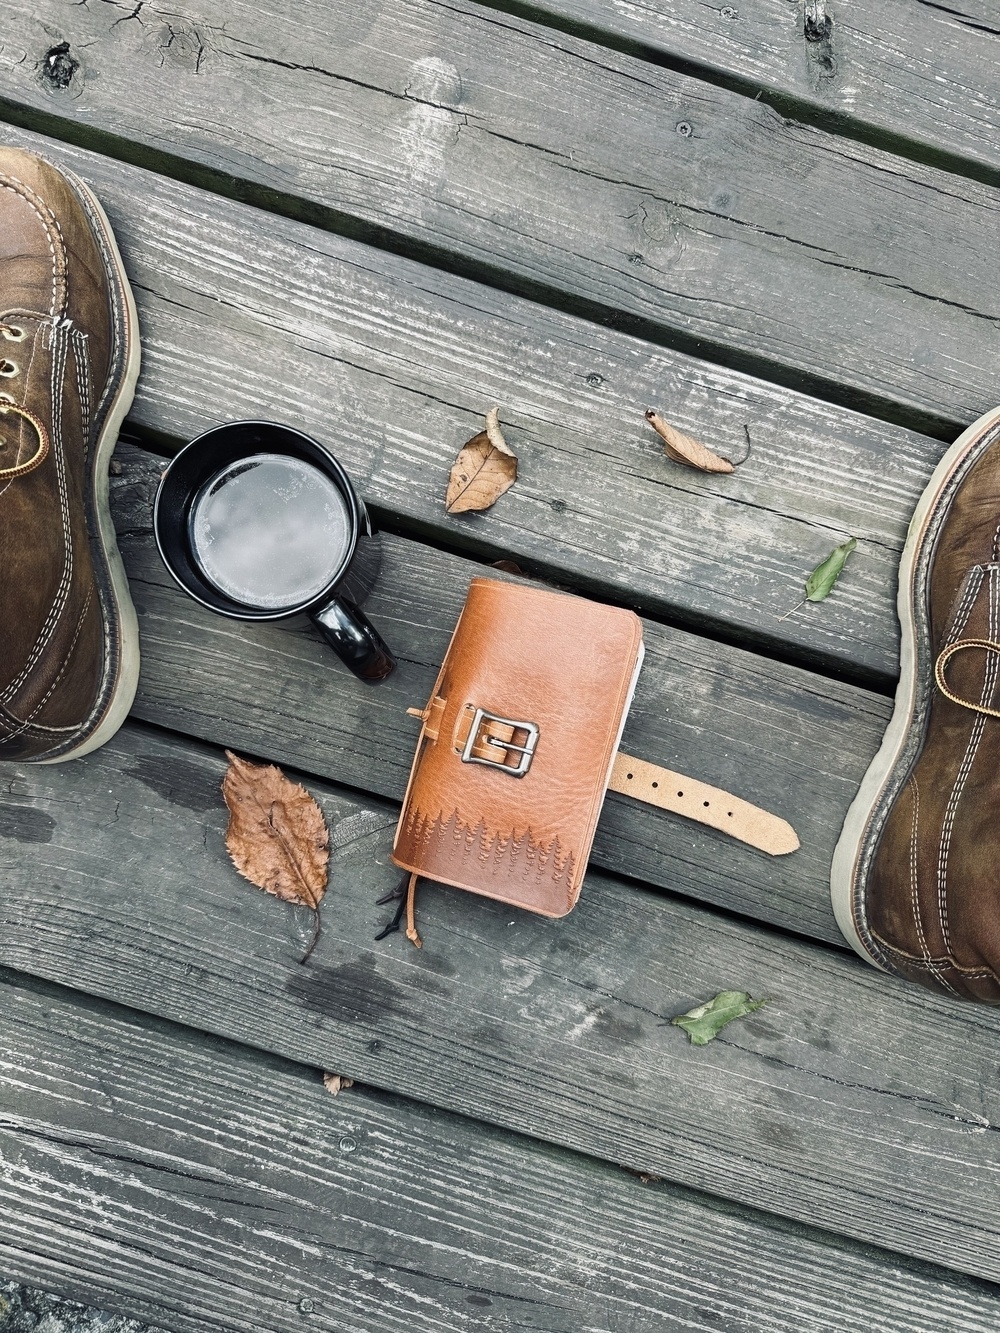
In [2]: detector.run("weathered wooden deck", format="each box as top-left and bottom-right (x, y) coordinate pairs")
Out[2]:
(3, 2), (1000, 1328)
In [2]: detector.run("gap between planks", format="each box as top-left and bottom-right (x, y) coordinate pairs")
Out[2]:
(464, 0), (1000, 191)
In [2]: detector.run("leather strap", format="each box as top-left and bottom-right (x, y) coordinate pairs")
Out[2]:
(610, 752), (799, 856)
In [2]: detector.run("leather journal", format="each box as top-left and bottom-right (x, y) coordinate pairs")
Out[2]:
(391, 578), (797, 935)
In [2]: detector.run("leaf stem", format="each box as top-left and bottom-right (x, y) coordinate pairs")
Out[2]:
(726, 423), (752, 468)
(778, 600), (806, 622)
(299, 906), (322, 964)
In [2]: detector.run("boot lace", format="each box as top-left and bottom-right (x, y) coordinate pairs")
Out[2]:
(935, 639), (1000, 720)
(0, 320), (49, 480)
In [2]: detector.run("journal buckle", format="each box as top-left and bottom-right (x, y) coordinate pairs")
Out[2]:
(460, 707), (539, 777)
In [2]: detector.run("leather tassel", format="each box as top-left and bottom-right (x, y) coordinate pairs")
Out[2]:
(405, 872), (423, 948)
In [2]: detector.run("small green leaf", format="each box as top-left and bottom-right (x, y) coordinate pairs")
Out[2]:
(804, 538), (857, 602)
(671, 990), (768, 1045)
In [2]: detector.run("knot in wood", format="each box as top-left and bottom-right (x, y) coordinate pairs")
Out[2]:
(804, 0), (833, 42)
(41, 42), (78, 91)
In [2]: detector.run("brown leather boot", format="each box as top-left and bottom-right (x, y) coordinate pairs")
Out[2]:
(832, 406), (1000, 1002)
(0, 147), (140, 762)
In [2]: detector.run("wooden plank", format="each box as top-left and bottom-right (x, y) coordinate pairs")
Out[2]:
(6, 726), (1000, 1283)
(0, 125), (947, 681)
(6, 977), (999, 1333)
(478, 0), (1000, 186)
(0, 2), (998, 438)
(111, 441), (886, 947)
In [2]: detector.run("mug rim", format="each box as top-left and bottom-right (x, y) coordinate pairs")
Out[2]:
(153, 419), (366, 621)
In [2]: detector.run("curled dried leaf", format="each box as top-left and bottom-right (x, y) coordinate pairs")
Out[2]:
(446, 417), (518, 514)
(323, 1072), (355, 1096)
(645, 409), (735, 474)
(222, 750), (329, 963)
(625, 1167), (663, 1185)
(485, 405), (514, 457)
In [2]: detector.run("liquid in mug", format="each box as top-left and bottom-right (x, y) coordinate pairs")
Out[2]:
(189, 453), (352, 610)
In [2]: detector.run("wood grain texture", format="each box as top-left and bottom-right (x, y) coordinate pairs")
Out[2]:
(6, 976), (999, 1333)
(6, 726), (1000, 1282)
(480, 0), (1000, 183)
(0, 124), (951, 681)
(111, 442), (887, 947)
(0, 1), (998, 437)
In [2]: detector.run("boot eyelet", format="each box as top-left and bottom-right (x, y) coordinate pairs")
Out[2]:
(1, 325), (24, 342)
(0, 360), (18, 377)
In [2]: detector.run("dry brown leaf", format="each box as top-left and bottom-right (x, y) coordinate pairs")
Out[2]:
(446, 410), (518, 513)
(323, 1072), (354, 1096)
(222, 750), (329, 964)
(491, 559), (525, 575)
(645, 409), (735, 474)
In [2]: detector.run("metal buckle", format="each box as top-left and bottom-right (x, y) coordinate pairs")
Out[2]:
(460, 707), (539, 777)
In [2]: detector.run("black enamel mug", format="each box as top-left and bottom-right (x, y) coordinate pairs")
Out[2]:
(153, 421), (395, 682)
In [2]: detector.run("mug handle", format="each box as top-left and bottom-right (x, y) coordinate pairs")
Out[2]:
(311, 596), (395, 682)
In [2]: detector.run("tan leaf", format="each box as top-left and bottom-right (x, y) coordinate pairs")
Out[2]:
(323, 1072), (354, 1096)
(446, 410), (518, 513)
(645, 409), (734, 474)
(222, 750), (329, 963)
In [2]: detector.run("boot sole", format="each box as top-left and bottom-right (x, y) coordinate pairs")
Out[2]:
(830, 405), (1000, 967)
(38, 173), (142, 763)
